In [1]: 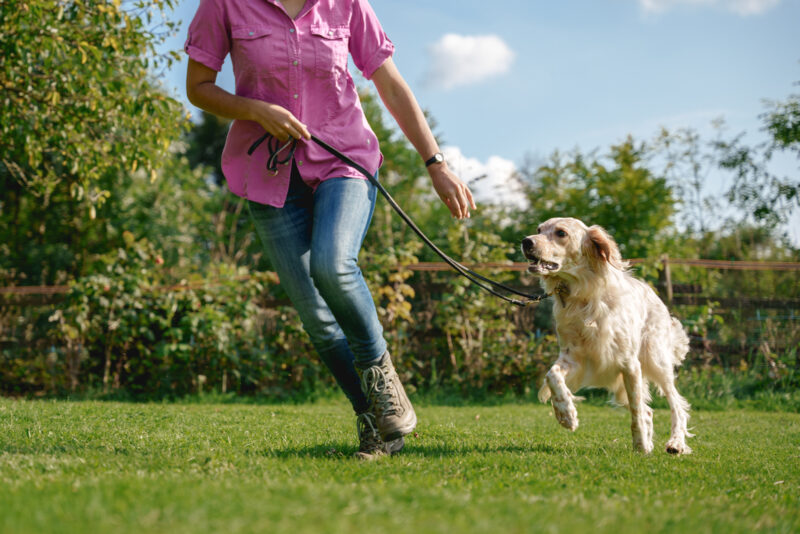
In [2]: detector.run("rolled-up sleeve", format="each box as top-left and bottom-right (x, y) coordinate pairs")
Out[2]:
(348, 0), (394, 79)
(184, 0), (230, 72)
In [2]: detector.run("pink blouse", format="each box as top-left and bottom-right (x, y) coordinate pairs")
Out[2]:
(184, 0), (394, 206)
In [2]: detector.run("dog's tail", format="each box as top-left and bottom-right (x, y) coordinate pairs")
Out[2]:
(670, 317), (690, 366)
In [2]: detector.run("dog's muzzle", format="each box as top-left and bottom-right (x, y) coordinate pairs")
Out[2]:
(521, 237), (559, 274)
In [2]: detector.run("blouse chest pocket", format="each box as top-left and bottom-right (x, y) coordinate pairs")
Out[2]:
(310, 23), (350, 78)
(231, 26), (276, 73)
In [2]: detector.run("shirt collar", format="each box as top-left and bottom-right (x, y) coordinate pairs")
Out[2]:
(264, 0), (319, 21)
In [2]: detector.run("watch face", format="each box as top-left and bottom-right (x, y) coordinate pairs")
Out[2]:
(427, 153), (444, 166)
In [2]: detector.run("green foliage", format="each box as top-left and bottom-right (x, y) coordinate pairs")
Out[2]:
(764, 87), (800, 151)
(4, 84), (799, 400)
(714, 83), (800, 226)
(183, 111), (231, 186)
(514, 138), (677, 259)
(1, 232), (332, 399)
(650, 126), (721, 235)
(406, 225), (553, 396)
(0, 0), (186, 282)
(673, 359), (800, 412)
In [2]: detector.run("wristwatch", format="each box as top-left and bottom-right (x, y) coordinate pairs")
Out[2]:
(424, 152), (445, 167)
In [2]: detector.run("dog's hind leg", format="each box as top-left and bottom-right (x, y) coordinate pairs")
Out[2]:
(622, 359), (654, 454)
(544, 354), (579, 431)
(647, 358), (693, 455)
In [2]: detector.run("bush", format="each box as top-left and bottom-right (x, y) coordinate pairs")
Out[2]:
(0, 223), (559, 400)
(2, 234), (332, 399)
(4, 220), (798, 409)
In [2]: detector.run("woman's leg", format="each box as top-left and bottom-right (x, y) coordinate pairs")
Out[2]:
(248, 170), (369, 414)
(308, 176), (386, 367)
(310, 175), (416, 441)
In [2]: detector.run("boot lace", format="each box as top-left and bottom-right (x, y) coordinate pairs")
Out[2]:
(356, 411), (383, 453)
(361, 365), (398, 417)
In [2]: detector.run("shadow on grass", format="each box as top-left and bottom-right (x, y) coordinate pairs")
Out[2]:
(0, 441), (565, 463)
(261, 441), (566, 459)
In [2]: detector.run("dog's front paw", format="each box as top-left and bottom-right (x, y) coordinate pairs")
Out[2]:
(552, 397), (578, 431)
(665, 437), (692, 455)
(633, 438), (654, 454)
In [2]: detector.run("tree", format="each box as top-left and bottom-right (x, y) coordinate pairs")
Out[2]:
(0, 0), (185, 283)
(714, 82), (800, 227)
(650, 126), (723, 236)
(514, 138), (677, 260)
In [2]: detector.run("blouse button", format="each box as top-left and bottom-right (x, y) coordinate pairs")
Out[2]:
(289, 28), (295, 33)
(248, 31), (254, 36)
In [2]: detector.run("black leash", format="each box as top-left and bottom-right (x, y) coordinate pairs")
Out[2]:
(248, 132), (547, 306)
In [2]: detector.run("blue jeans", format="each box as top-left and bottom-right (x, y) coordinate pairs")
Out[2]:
(248, 164), (386, 414)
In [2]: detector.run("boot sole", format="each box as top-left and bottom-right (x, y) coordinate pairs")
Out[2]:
(386, 437), (405, 454)
(379, 414), (417, 442)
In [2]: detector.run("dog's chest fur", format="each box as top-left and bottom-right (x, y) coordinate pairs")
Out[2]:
(551, 284), (641, 372)
(554, 298), (607, 350)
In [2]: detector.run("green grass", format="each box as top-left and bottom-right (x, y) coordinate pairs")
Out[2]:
(1, 398), (798, 534)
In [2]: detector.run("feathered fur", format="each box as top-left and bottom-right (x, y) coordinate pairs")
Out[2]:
(521, 217), (693, 454)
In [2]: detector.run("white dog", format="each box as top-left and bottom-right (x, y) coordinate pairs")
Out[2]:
(521, 217), (693, 454)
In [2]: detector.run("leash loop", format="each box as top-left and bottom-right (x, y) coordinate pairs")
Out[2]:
(248, 132), (297, 172)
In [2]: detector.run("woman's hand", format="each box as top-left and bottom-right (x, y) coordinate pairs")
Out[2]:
(429, 163), (476, 220)
(246, 100), (310, 142)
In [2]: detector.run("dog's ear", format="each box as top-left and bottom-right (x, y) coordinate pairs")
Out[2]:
(582, 225), (624, 270)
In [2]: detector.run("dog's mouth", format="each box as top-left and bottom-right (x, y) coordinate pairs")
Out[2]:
(524, 252), (560, 274)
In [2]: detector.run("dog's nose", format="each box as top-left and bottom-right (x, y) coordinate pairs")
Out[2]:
(521, 237), (534, 253)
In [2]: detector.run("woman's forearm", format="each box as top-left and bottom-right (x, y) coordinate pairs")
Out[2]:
(187, 80), (259, 122)
(185, 59), (309, 140)
(371, 58), (441, 161)
(372, 57), (475, 219)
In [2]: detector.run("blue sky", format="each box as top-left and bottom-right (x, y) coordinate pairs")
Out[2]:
(158, 0), (800, 239)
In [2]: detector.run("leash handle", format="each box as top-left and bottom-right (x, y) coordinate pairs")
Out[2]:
(247, 133), (546, 307)
(248, 132), (297, 172)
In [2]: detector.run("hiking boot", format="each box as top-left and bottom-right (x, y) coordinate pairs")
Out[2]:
(354, 411), (405, 460)
(357, 352), (417, 441)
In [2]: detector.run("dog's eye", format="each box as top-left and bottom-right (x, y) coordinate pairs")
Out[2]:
(556, 229), (567, 238)
(536, 226), (542, 234)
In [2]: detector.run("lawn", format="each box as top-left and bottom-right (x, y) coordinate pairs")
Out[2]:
(1, 398), (798, 534)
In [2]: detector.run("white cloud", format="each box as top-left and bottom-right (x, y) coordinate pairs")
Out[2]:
(638, 0), (781, 15)
(441, 146), (527, 210)
(423, 34), (514, 91)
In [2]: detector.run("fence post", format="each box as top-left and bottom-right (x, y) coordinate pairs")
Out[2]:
(662, 254), (673, 304)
